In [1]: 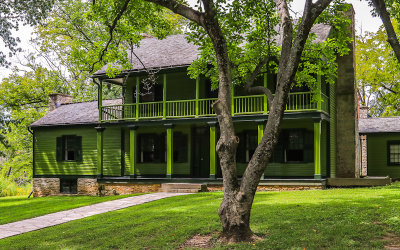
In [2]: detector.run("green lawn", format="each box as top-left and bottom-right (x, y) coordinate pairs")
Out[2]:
(1, 184), (400, 249)
(0, 194), (141, 225)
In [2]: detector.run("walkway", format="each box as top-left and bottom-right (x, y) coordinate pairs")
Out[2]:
(0, 192), (189, 239)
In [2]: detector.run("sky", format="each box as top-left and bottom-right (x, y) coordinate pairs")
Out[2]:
(0, 0), (383, 80)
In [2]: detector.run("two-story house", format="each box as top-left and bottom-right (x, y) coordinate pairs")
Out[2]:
(30, 19), (360, 196)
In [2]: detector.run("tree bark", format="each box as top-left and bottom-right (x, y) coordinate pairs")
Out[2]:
(144, 0), (333, 243)
(371, 0), (400, 63)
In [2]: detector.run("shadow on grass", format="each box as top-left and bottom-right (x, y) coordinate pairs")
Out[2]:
(1, 187), (400, 249)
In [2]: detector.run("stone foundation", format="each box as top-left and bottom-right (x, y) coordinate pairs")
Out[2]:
(77, 178), (99, 196)
(98, 183), (161, 196)
(33, 178), (325, 197)
(33, 178), (60, 197)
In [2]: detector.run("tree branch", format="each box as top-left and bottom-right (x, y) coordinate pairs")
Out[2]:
(144, 0), (203, 25)
(244, 56), (274, 107)
(90, 0), (131, 73)
(371, 0), (400, 63)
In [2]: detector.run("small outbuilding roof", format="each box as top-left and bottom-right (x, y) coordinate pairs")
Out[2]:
(359, 117), (400, 134)
(30, 99), (121, 127)
(93, 24), (331, 76)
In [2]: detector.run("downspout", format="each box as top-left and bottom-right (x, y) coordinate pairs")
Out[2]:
(27, 127), (34, 198)
(93, 78), (102, 123)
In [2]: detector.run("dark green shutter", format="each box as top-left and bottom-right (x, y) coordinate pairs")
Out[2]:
(56, 137), (63, 161)
(137, 135), (142, 163)
(75, 136), (83, 161)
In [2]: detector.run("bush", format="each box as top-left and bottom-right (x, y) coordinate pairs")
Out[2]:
(0, 176), (31, 197)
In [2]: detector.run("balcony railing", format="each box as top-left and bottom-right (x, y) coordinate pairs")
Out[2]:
(101, 92), (329, 122)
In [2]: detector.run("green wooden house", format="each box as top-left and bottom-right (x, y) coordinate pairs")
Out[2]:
(30, 22), (359, 196)
(359, 115), (400, 179)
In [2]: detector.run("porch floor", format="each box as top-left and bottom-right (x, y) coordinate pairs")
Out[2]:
(98, 177), (327, 187)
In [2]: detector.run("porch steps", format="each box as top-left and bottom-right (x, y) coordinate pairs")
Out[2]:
(160, 183), (207, 193)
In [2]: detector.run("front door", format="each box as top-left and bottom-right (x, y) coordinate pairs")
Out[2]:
(192, 126), (210, 178)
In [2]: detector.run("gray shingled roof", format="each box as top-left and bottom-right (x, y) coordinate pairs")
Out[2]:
(359, 117), (400, 133)
(30, 99), (121, 127)
(94, 24), (331, 76)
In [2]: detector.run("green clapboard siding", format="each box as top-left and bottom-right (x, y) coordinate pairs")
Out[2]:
(367, 134), (400, 178)
(264, 163), (314, 177)
(102, 127), (121, 176)
(34, 127), (97, 175)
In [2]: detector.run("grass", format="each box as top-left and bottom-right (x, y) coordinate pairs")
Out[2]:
(0, 194), (142, 225)
(1, 184), (400, 249)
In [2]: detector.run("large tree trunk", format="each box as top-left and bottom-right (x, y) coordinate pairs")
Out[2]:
(145, 0), (333, 243)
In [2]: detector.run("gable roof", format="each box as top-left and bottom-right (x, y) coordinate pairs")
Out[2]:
(359, 117), (400, 133)
(30, 99), (121, 127)
(93, 24), (331, 76)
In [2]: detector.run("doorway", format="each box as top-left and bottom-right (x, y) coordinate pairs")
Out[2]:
(191, 126), (210, 178)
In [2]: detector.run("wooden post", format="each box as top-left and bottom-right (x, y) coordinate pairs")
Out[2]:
(317, 74), (322, 111)
(95, 127), (105, 178)
(231, 84), (235, 116)
(166, 124), (173, 178)
(129, 125), (137, 178)
(257, 120), (265, 179)
(208, 122), (217, 179)
(163, 74), (167, 119)
(264, 73), (268, 114)
(98, 80), (103, 122)
(314, 120), (322, 179)
(195, 77), (199, 117)
(136, 77), (139, 120)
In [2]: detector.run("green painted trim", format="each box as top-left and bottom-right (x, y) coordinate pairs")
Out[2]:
(129, 128), (137, 178)
(99, 80), (103, 122)
(231, 85), (235, 116)
(136, 77), (139, 120)
(166, 126), (173, 178)
(257, 122), (264, 179)
(96, 128), (104, 177)
(195, 77), (199, 117)
(34, 175), (97, 178)
(210, 125), (216, 177)
(163, 74), (167, 119)
(317, 74), (322, 111)
(257, 123), (264, 144)
(102, 92), (328, 122)
(264, 73), (268, 114)
(314, 121), (321, 178)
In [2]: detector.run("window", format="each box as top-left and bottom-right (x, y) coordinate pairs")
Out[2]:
(60, 179), (77, 194)
(285, 130), (304, 162)
(56, 135), (82, 162)
(388, 141), (400, 165)
(271, 129), (313, 163)
(237, 131), (257, 163)
(138, 133), (165, 163)
(133, 83), (163, 103)
(174, 132), (188, 163)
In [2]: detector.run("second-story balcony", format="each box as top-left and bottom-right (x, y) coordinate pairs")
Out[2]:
(100, 92), (329, 122)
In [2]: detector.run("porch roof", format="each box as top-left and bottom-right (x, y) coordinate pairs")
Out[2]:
(93, 24), (331, 77)
(359, 117), (400, 133)
(30, 99), (121, 127)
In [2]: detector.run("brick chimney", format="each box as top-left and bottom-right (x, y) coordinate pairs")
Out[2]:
(48, 93), (73, 112)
